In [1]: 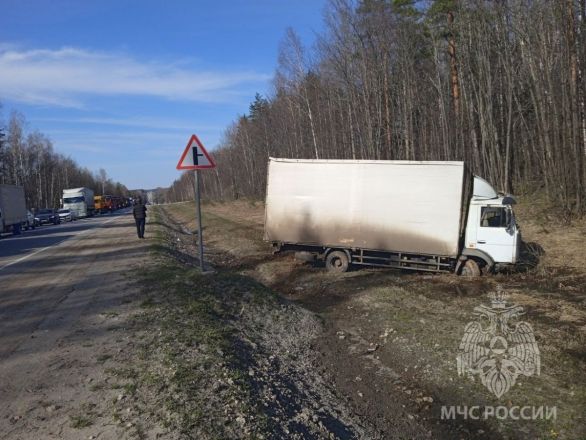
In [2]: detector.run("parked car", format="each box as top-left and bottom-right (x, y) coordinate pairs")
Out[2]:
(23, 210), (38, 230)
(35, 208), (60, 225)
(57, 208), (76, 222)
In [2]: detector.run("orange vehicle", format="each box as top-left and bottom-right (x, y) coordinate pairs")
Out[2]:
(94, 195), (104, 212)
(94, 195), (114, 213)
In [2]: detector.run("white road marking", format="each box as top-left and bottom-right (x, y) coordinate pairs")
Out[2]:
(0, 216), (119, 272)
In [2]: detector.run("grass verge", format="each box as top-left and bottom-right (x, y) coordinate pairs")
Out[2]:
(112, 205), (293, 440)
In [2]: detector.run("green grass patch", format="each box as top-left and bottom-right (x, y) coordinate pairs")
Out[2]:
(69, 414), (93, 429)
(113, 206), (275, 438)
(96, 354), (112, 364)
(88, 383), (104, 392)
(69, 403), (98, 429)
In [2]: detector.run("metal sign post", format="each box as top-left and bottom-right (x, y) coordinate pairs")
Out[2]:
(194, 169), (204, 271)
(177, 134), (216, 272)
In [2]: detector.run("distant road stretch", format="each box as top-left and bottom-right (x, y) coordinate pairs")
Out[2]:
(0, 210), (130, 273)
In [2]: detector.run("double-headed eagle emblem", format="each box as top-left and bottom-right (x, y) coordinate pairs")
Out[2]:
(457, 288), (540, 398)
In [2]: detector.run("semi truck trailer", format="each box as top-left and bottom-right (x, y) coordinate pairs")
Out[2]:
(0, 184), (27, 235)
(264, 158), (521, 276)
(62, 187), (95, 218)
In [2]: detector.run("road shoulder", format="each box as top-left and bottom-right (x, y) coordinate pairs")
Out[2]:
(0, 214), (165, 440)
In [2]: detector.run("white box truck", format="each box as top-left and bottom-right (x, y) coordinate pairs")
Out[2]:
(0, 184), (27, 235)
(62, 187), (94, 218)
(264, 158), (521, 276)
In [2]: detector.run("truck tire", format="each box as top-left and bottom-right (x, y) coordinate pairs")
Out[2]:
(325, 250), (350, 273)
(460, 259), (481, 277)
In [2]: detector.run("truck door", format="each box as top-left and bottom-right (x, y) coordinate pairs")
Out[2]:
(476, 206), (515, 263)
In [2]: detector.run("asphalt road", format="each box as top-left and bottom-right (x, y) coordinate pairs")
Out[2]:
(0, 208), (151, 439)
(0, 211), (129, 272)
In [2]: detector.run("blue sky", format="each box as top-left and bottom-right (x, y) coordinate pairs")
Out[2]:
(0, 0), (326, 189)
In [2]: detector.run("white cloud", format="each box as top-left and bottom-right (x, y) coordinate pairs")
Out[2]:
(52, 129), (186, 152)
(49, 128), (219, 159)
(33, 115), (223, 132)
(0, 46), (270, 107)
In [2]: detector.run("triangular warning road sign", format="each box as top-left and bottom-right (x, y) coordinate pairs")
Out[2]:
(177, 134), (216, 170)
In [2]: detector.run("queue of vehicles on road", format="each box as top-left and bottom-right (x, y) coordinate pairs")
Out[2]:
(0, 184), (132, 238)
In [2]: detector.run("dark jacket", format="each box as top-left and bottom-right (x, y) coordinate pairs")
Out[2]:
(133, 203), (147, 219)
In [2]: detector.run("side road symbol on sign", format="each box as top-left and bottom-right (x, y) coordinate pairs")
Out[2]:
(176, 134), (215, 272)
(176, 134), (216, 170)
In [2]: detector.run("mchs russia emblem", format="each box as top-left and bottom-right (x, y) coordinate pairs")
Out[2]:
(457, 288), (540, 398)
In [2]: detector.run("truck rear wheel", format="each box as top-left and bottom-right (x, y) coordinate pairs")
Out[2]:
(325, 251), (349, 273)
(460, 259), (481, 277)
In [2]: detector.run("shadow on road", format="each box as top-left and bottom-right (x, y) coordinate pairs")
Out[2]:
(0, 216), (150, 362)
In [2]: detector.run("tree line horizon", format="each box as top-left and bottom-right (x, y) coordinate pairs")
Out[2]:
(166, 0), (586, 217)
(2, 1), (584, 216)
(0, 110), (129, 210)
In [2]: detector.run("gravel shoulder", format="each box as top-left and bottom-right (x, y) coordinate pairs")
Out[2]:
(0, 213), (164, 440)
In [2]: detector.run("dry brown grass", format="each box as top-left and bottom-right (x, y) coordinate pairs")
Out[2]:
(160, 199), (586, 439)
(515, 198), (586, 272)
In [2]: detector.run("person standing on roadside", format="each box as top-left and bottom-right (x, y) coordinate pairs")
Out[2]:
(133, 197), (147, 239)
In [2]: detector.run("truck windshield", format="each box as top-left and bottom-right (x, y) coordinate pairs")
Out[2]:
(63, 196), (84, 203)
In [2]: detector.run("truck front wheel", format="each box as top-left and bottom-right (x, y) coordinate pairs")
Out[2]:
(460, 259), (481, 277)
(325, 251), (350, 273)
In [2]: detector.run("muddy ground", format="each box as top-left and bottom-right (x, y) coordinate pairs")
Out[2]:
(154, 199), (585, 440)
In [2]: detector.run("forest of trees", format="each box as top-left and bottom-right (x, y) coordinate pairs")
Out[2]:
(167, 0), (586, 216)
(0, 110), (129, 210)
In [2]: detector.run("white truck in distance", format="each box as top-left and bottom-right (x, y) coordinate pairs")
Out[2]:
(264, 159), (521, 275)
(62, 187), (94, 218)
(0, 184), (27, 235)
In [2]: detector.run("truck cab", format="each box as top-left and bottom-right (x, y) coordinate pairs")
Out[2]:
(62, 187), (94, 218)
(464, 177), (520, 271)
(63, 193), (87, 218)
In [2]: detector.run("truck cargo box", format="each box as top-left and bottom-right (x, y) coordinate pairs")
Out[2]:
(264, 159), (470, 257)
(0, 184), (27, 227)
